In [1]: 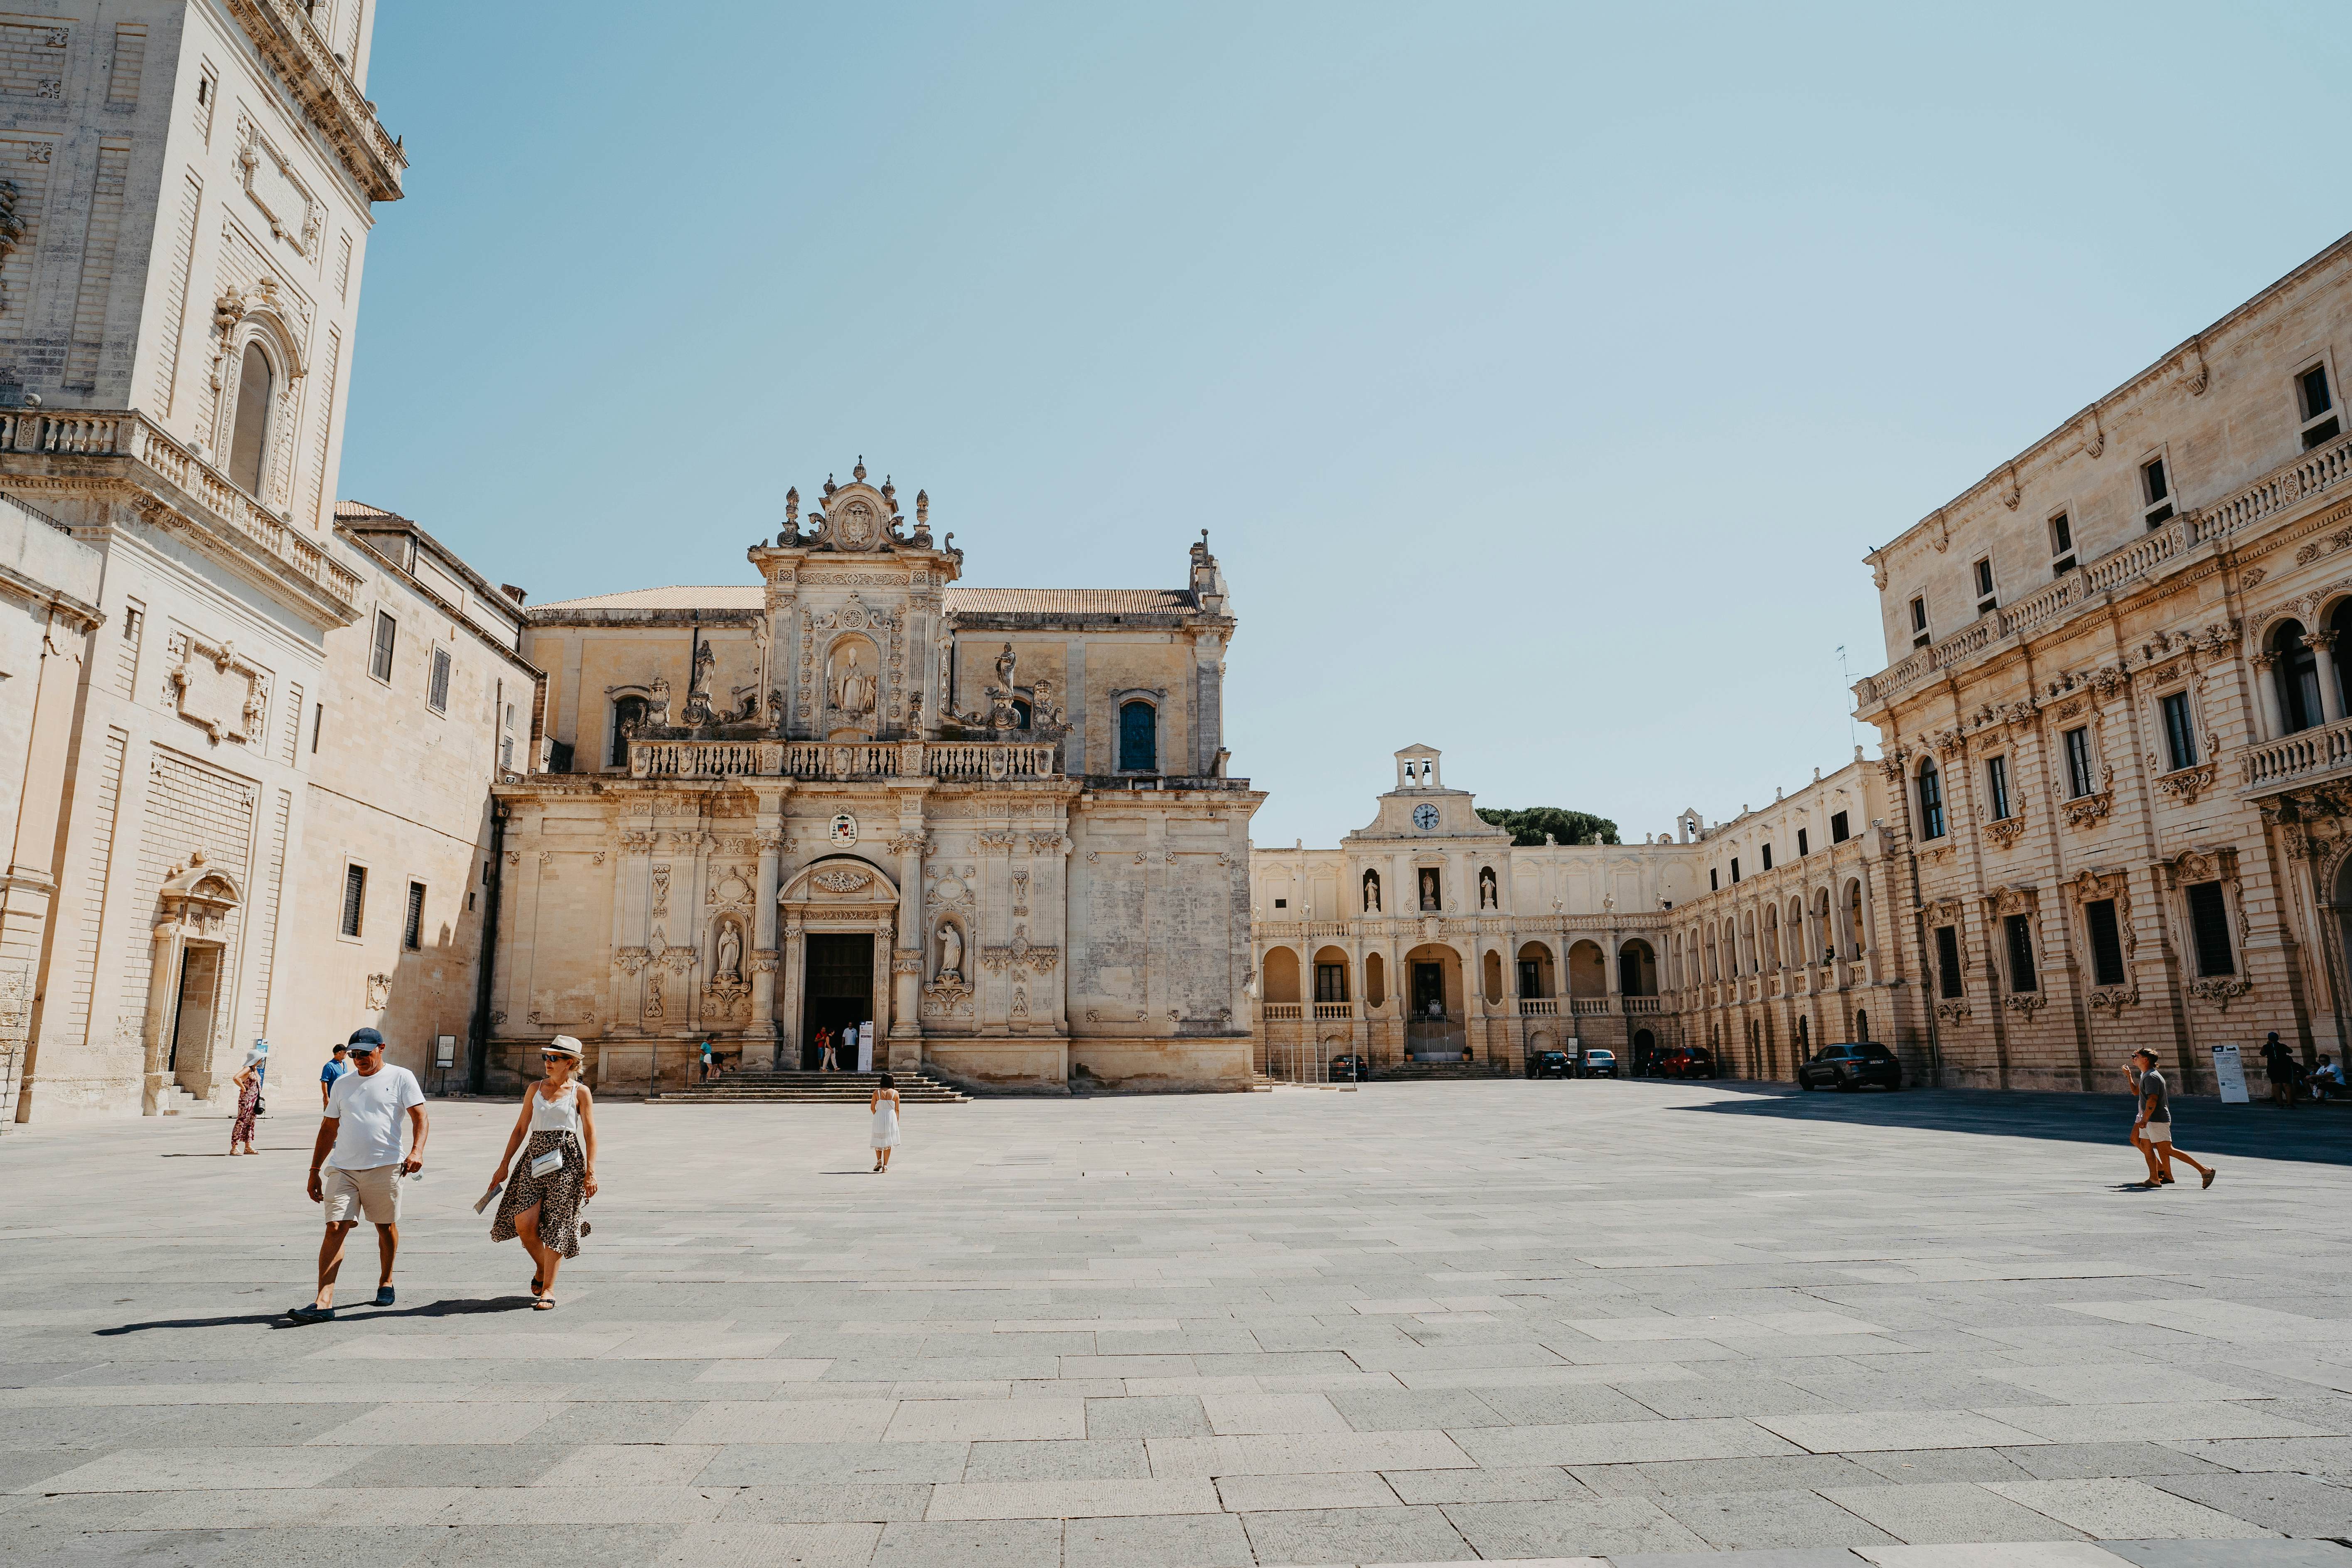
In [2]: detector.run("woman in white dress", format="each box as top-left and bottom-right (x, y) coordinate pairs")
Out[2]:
(870, 1072), (901, 1173)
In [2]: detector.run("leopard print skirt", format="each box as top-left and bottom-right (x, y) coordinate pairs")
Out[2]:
(490, 1130), (586, 1258)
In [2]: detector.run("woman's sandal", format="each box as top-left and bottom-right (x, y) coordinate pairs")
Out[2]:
(532, 1295), (555, 1310)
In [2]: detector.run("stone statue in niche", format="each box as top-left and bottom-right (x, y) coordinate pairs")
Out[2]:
(831, 646), (876, 716)
(995, 643), (1017, 688)
(1363, 871), (1381, 913)
(715, 919), (743, 981)
(1479, 866), (1498, 909)
(935, 921), (964, 985)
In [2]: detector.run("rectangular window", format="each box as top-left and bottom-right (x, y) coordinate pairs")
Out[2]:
(2143, 456), (2174, 527)
(2050, 511), (2076, 574)
(403, 882), (425, 951)
(2004, 912), (2037, 992)
(1918, 764), (1946, 839)
(2064, 726), (2095, 797)
(428, 646), (451, 713)
(339, 864), (366, 937)
(1314, 963), (1346, 1003)
(1517, 959), (1541, 997)
(2301, 364), (2341, 449)
(1272, 897), (1285, 909)
(1986, 755), (2012, 821)
(2085, 898), (2126, 986)
(1935, 925), (1963, 998)
(501, 735), (515, 772)
(1730, 857), (1740, 883)
(1973, 557), (1997, 616)
(369, 610), (396, 682)
(1910, 595), (1930, 650)
(1761, 843), (1773, 871)
(2161, 691), (2197, 771)
(1709, 867), (1719, 891)
(1797, 827), (1809, 857)
(2186, 880), (2234, 976)
(1830, 811), (1850, 843)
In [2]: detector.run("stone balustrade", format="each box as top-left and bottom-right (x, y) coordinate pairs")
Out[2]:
(630, 737), (1060, 782)
(1312, 1002), (1354, 1021)
(1854, 427), (2352, 711)
(1262, 1003), (1304, 1021)
(2242, 713), (2352, 793)
(0, 408), (362, 612)
(1518, 998), (1559, 1016)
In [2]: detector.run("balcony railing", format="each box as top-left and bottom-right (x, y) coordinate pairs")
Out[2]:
(1567, 998), (1611, 1016)
(1855, 428), (2352, 711)
(630, 738), (1060, 781)
(1623, 996), (1663, 1014)
(2242, 713), (2352, 794)
(0, 408), (361, 612)
(1312, 1002), (1354, 1021)
(1262, 1003), (1304, 1021)
(1518, 998), (1559, 1016)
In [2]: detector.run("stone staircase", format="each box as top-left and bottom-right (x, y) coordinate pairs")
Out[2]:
(159, 1083), (231, 1116)
(651, 1070), (971, 1106)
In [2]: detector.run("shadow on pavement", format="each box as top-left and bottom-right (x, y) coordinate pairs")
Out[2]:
(96, 1296), (537, 1335)
(1666, 1081), (2352, 1166)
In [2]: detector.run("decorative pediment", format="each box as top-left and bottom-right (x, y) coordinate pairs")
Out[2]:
(158, 852), (242, 918)
(1984, 882), (2037, 917)
(779, 855), (900, 906)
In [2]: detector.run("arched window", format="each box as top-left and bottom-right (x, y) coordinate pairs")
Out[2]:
(1118, 700), (1156, 772)
(1855, 1007), (1869, 1042)
(1011, 698), (1033, 729)
(1362, 870), (1381, 912)
(2275, 620), (2324, 734)
(1917, 759), (1945, 838)
(228, 342), (273, 496)
(609, 695), (649, 768)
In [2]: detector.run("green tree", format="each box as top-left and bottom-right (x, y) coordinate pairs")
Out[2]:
(1475, 806), (1620, 847)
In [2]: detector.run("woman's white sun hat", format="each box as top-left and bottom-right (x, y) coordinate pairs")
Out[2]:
(544, 1036), (584, 1059)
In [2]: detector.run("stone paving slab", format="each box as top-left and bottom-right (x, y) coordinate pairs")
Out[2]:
(2, 1079), (2350, 1565)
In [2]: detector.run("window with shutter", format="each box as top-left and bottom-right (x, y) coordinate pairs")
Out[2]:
(340, 864), (366, 936)
(2085, 898), (2126, 986)
(403, 882), (425, 950)
(1935, 925), (1962, 998)
(2004, 913), (2037, 991)
(369, 611), (396, 682)
(2064, 726), (2095, 797)
(428, 647), (451, 713)
(2186, 881), (2234, 976)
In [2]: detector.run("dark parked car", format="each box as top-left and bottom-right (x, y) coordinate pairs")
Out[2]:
(1527, 1049), (1573, 1078)
(1329, 1053), (1371, 1083)
(1657, 1046), (1716, 1079)
(1798, 1042), (1902, 1092)
(1578, 1047), (1617, 1079)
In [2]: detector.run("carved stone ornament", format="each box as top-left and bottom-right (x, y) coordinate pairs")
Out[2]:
(2242, 567), (2267, 590)
(810, 865), (874, 894)
(237, 115), (324, 256)
(1934, 998), (1971, 1023)
(1984, 816), (2028, 850)
(2002, 991), (2047, 1018)
(162, 629), (269, 747)
(1985, 882), (2038, 917)
(2087, 986), (2139, 1017)
(2062, 766), (2116, 829)
(2187, 975), (2251, 1011)
(2155, 764), (2216, 805)
(365, 973), (392, 1011)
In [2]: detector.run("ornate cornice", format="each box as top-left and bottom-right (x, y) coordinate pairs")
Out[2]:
(221, 0), (406, 202)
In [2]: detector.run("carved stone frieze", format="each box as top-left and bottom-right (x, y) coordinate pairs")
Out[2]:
(2187, 975), (2251, 1010)
(1984, 816), (2028, 850)
(2002, 991), (2047, 1018)
(2087, 986), (2139, 1016)
(162, 629), (269, 747)
(2155, 764), (2216, 805)
(1934, 998), (1971, 1023)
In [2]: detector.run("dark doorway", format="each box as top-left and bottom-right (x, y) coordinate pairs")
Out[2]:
(800, 933), (875, 1069)
(168, 945), (221, 1074)
(1411, 961), (1444, 1020)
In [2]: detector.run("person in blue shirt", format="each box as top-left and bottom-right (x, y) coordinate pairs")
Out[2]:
(319, 1042), (351, 1109)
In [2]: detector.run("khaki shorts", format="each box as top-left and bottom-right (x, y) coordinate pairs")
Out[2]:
(322, 1163), (403, 1225)
(2142, 1120), (2173, 1145)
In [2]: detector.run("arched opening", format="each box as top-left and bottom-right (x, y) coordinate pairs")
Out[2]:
(1010, 698), (1033, 729)
(1365, 951), (1386, 1009)
(1814, 888), (1833, 965)
(1566, 939), (1606, 997)
(1916, 758), (1946, 838)
(1312, 945), (1351, 1006)
(228, 341), (273, 496)
(1788, 897), (1807, 965)
(1118, 700), (1157, 772)
(1632, 1027), (1656, 1072)
(1703, 927), (1719, 982)
(1481, 948), (1504, 1003)
(2333, 600), (2352, 718)
(1843, 878), (1866, 958)
(1796, 1014), (1810, 1052)
(1855, 1007), (1869, 1042)
(2274, 620), (2324, 735)
(1617, 939), (1657, 996)
(609, 695), (649, 768)
(1740, 912), (1758, 974)
(1515, 941), (1554, 999)
(1362, 869), (1381, 912)
(1403, 943), (1464, 1060)
(1764, 905), (1782, 968)
(1262, 947), (1300, 1005)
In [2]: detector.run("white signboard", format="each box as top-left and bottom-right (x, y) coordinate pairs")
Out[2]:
(2211, 1042), (2249, 1104)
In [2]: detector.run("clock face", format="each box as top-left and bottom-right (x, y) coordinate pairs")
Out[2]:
(1412, 803), (1440, 831)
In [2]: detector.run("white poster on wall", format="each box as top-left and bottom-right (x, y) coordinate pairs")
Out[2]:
(2211, 1042), (2250, 1104)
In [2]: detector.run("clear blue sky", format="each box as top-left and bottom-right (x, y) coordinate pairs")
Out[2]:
(344, 2), (2352, 849)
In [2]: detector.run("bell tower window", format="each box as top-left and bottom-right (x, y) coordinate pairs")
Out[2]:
(1118, 700), (1156, 772)
(228, 342), (272, 496)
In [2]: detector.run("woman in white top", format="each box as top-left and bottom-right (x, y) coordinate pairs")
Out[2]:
(489, 1036), (598, 1308)
(870, 1072), (901, 1173)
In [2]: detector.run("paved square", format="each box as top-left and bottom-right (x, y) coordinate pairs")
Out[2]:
(4, 1079), (2352, 1567)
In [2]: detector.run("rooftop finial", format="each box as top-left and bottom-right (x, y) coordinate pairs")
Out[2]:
(822, 473), (836, 497)
(915, 489), (929, 524)
(853, 456), (867, 482)
(784, 486), (799, 522)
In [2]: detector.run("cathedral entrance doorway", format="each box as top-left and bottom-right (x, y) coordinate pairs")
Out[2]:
(1403, 946), (1463, 1060)
(800, 933), (874, 1068)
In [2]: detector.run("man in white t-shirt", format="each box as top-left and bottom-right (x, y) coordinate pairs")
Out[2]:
(289, 1028), (428, 1323)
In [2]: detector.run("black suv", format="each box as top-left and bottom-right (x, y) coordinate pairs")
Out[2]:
(1329, 1053), (1371, 1083)
(1798, 1042), (1902, 1092)
(1527, 1049), (1573, 1078)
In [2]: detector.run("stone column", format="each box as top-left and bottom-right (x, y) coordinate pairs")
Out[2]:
(887, 798), (930, 1070)
(2253, 652), (2285, 741)
(778, 919), (804, 1068)
(752, 792), (785, 1065)
(2314, 632), (2347, 725)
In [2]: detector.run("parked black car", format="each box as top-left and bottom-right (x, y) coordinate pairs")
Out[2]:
(1798, 1042), (1902, 1092)
(1527, 1049), (1573, 1078)
(1330, 1053), (1371, 1083)
(1578, 1047), (1617, 1079)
